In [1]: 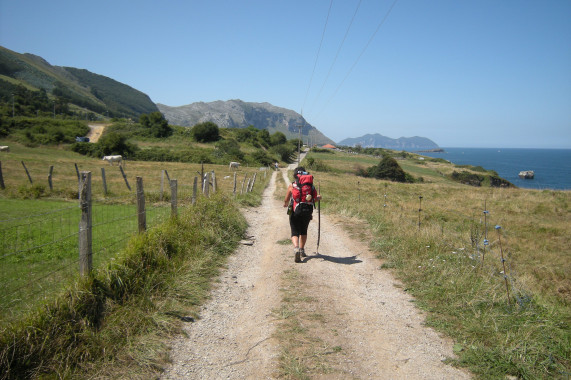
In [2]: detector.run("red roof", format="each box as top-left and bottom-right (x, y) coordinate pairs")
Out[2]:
(321, 144), (336, 149)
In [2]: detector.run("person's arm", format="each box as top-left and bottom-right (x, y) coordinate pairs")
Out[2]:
(284, 185), (292, 207)
(312, 186), (321, 201)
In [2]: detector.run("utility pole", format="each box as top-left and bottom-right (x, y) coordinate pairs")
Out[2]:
(297, 124), (302, 165)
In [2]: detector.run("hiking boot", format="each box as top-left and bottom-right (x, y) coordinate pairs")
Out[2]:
(300, 248), (307, 257)
(294, 248), (301, 263)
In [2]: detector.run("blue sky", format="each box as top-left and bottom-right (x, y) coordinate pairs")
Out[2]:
(1, 0), (570, 148)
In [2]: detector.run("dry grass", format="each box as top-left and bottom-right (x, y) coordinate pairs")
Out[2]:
(304, 150), (570, 378)
(0, 142), (267, 201)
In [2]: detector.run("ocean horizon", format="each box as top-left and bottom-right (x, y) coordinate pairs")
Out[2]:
(420, 147), (571, 191)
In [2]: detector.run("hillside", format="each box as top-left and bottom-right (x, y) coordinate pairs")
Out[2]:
(157, 99), (335, 145)
(339, 133), (440, 151)
(0, 46), (158, 119)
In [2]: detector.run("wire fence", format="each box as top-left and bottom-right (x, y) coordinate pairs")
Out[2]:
(0, 166), (263, 323)
(353, 186), (532, 308)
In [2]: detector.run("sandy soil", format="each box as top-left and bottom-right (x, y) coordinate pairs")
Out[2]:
(161, 165), (471, 379)
(86, 124), (108, 143)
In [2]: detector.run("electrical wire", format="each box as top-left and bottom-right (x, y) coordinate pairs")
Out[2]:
(316, 0), (400, 118)
(309, 0), (362, 116)
(302, 0), (334, 115)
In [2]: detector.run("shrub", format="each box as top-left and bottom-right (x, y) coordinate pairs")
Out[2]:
(370, 156), (407, 182)
(271, 144), (296, 163)
(191, 122), (220, 142)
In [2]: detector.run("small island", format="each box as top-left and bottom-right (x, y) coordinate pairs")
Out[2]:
(518, 170), (535, 179)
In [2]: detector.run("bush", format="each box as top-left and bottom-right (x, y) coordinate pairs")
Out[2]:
(271, 144), (296, 163)
(370, 156), (407, 182)
(450, 171), (484, 186)
(252, 149), (273, 166)
(304, 156), (331, 172)
(192, 122), (220, 142)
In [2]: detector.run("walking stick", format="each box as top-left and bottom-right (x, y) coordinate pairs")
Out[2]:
(316, 182), (321, 254)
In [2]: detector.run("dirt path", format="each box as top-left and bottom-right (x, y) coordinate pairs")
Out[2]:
(161, 168), (471, 379)
(86, 123), (108, 143)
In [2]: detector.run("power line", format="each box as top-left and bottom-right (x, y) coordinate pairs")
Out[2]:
(316, 0), (400, 118)
(302, 0), (334, 115)
(309, 0), (362, 116)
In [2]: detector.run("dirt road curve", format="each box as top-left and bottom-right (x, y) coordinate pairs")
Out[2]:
(161, 169), (471, 379)
(86, 124), (107, 143)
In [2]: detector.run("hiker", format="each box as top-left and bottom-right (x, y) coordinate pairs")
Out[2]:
(283, 167), (321, 263)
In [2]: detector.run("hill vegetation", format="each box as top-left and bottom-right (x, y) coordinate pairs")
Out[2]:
(0, 46), (158, 120)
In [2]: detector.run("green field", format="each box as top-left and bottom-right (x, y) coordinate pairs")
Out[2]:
(0, 140), (269, 325)
(0, 197), (173, 324)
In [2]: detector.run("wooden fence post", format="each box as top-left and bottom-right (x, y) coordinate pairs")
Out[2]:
(119, 165), (131, 191)
(211, 170), (216, 194)
(136, 176), (146, 233)
(101, 167), (107, 195)
(74, 163), (80, 181)
(241, 174), (247, 194)
(246, 178), (252, 193)
(203, 172), (210, 197)
(192, 176), (198, 205)
(0, 161), (4, 189)
(170, 179), (178, 217)
(233, 172), (237, 196)
(249, 173), (257, 192)
(48, 165), (54, 190)
(160, 170), (165, 201)
(21, 161), (33, 184)
(79, 171), (92, 276)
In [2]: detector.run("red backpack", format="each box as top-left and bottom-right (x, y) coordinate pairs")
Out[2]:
(291, 173), (315, 216)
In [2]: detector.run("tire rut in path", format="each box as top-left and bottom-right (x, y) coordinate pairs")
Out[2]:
(162, 169), (471, 379)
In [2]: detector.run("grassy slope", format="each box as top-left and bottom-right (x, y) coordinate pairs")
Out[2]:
(304, 150), (570, 379)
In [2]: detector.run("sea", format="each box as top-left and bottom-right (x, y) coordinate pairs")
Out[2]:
(420, 148), (571, 191)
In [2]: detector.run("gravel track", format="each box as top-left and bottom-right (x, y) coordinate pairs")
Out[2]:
(161, 167), (471, 379)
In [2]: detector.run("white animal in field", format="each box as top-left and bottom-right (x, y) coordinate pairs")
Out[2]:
(229, 161), (240, 170)
(0, 146), (9, 152)
(102, 155), (122, 166)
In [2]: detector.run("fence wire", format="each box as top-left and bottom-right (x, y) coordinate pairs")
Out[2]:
(0, 168), (260, 323)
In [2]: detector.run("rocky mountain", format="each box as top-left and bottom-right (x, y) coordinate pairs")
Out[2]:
(338, 133), (440, 151)
(157, 100), (335, 145)
(0, 46), (158, 118)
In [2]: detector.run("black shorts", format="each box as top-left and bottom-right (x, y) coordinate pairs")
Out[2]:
(289, 213), (312, 236)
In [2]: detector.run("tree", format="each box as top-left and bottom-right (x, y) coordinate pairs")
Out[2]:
(270, 131), (287, 146)
(192, 121), (220, 142)
(257, 129), (270, 147)
(139, 111), (172, 138)
(369, 156), (407, 182)
(97, 132), (138, 157)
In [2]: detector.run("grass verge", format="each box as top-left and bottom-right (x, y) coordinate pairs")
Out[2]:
(273, 268), (345, 379)
(0, 193), (248, 379)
